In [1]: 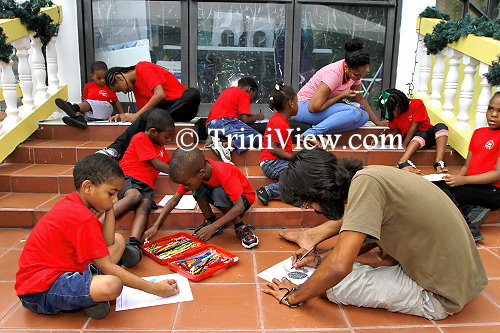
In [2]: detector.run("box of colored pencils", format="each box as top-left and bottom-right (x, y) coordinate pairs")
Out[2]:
(167, 245), (239, 281)
(142, 232), (205, 265)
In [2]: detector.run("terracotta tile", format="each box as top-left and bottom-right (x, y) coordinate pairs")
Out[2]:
(0, 229), (30, 248)
(331, 150), (367, 165)
(0, 282), (20, 320)
(193, 251), (254, 284)
(0, 163), (32, 175)
(245, 150), (261, 166)
(4, 146), (34, 164)
(483, 280), (500, 307)
(250, 208), (302, 228)
(0, 249), (21, 281)
(478, 249), (500, 277)
(12, 164), (72, 175)
(30, 125), (54, 139)
(484, 210), (498, 224)
(438, 294), (500, 324)
(59, 176), (75, 193)
(442, 326), (500, 333)
(251, 200), (296, 209)
(343, 305), (431, 327)
(202, 228), (260, 252)
(78, 140), (114, 148)
(51, 125), (92, 140)
(251, 230), (301, 252)
(122, 254), (176, 278)
(174, 284), (259, 330)
(302, 209), (329, 228)
(0, 211), (34, 227)
(87, 124), (128, 141)
(0, 175), (10, 192)
(17, 140), (51, 147)
(259, 283), (347, 329)
(34, 140), (90, 147)
(34, 194), (65, 210)
(76, 147), (99, 160)
(1, 303), (88, 329)
(11, 176), (59, 193)
(34, 147), (77, 164)
(247, 165), (266, 177)
(355, 329), (440, 333)
(0, 193), (56, 209)
(254, 252), (294, 278)
(480, 226), (500, 246)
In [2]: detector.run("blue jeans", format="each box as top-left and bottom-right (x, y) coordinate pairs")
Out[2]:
(19, 264), (100, 315)
(261, 159), (289, 199)
(206, 118), (263, 154)
(295, 101), (369, 136)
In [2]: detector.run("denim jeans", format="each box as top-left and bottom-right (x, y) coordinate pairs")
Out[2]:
(19, 264), (100, 315)
(261, 159), (289, 199)
(295, 101), (369, 136)
(206, 118), (263, 154)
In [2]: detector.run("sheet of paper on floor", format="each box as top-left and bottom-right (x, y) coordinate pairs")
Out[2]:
(258, 257), (316, 285)
(116, 274), (193, 311)
(422, 173), (449, 182)
(158, 194), (197, 209)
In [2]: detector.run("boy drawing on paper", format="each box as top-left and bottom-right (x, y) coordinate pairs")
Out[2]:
(144, 147), (259, 249)
(112, 110), (175, 267)
(15, 154), (179, 320)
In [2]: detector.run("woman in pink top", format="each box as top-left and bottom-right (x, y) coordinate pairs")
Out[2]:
(295, 39), (387, 136)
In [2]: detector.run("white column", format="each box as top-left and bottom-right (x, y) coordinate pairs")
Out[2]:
(417, 43), (431, 98)
(429, 51), (445, 107)
(12, 36), (34, 117)
(456, 55), (479, 129)
(441, 48), (461, 118)
(0, 59), (21, 130)
(476, 62), (491, 128)
(31, 36), (49, 106)
(46, 37), (61, 95)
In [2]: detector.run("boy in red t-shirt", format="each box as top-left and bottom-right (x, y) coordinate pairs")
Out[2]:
(206, 77), (264, 163)
(376, 89), (449, 174)
(435, 92), (500, 242)
(55, 61), (124, 129)
(256, 83), (298, 205)
(144, 147), (259, 249)
(97, 61), (200, 159)
(15, 154), (179, 320)
(113, 110), (175, 267)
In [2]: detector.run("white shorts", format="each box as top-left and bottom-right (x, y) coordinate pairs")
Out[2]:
(326, 263), (449, 320)
(84, 100), (113, 120)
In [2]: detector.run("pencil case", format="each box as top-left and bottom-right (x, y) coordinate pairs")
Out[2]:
(142, 232), (206, 265)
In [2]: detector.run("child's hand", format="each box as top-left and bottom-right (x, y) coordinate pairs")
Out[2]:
(151, 279), (180, 298)
(193, 224), (217, 241)
(443, 175), (465, 187)
(143, 225), (159, 242)
(257, 113), (265, 121)
(119, 113), (139, 122)
(374, 119), (389, 127)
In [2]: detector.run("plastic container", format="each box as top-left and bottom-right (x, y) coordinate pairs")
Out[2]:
(142, 232), (205, 265)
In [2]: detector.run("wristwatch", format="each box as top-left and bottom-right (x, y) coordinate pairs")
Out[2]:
(280, 288), (304, 308)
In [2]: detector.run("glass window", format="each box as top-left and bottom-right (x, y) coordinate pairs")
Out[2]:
(436, 0), (464, 20)
(299, 4), (387, 110)
(197, 2), (286, 104)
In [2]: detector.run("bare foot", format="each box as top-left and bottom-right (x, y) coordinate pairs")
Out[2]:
(279, 229), (316, 250)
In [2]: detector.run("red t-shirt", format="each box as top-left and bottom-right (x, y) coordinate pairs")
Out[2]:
(119, 132), (171, 189)
(177, 159), (255, 204)
(388, 99), (433, 136)
(83, 81), (118, 103)
(206, 87), (251, 124)
(15, 192), (109, 296)
(467, 127), (500, 187)
(259, 112), (293, 163)
(133, 61), (186, 109)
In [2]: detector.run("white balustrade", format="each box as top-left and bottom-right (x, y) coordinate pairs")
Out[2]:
(456, 55), (479, 129)
(0, 59), (21, 130)
(441, 48), (461, 118)
(417, 39), (431, 98)
(476, 62), (491, 128)
(429, 51), (445, 107)
(12, 36), (34, 117)
(46, 38), (60, 95)
(31, 36), (49, 106)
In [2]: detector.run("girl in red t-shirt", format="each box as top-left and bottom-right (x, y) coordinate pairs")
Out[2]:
(256, 83), (298, 206)
(376, 89), (449, 174)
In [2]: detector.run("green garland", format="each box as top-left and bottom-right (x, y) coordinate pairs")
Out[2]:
(485, 56), (500, 86)
(419, 6), (450, 20)
(0, 0), (60, 64)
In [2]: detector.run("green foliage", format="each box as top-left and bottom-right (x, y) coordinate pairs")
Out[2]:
(419, 6), (450, 20)
(0, 27), (14, 63)
(485, 56), (500, 86)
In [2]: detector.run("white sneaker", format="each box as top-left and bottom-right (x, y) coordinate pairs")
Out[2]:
(205, 135), (214, 148)
(211, 136), (233, 164)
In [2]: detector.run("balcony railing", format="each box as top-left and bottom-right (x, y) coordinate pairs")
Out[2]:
(0, 6), (66, 162)
(413, 17), (499, 158)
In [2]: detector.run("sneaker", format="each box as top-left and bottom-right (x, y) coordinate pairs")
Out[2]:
(256, 187), (269, 206)
(211, 136), (233, 164)
(235, 223), (259, 249)
(121, 237), (143, 268)
(193, 219), (223, 240)
(466, 206), (490, 227)
(95, 147), (120, 159)
(55, 98), (78, 118)
(83, 301), (110, 319)
(204, 135), (214, 148)
(62, 115), (87, 129)
(469, 224), (485, 242)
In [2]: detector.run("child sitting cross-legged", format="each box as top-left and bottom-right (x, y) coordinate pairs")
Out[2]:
(15, 154), (179, 320)
(113, 109), (175, 267)
(376, 88), (449, 174)
(55, 61), (124, 129)
(256, 82), (298, 205)
(143, 147), (259, 249)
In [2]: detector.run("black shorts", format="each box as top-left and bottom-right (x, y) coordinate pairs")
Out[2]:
(118, 175), (158, 209)
(193, 182), (251, 212)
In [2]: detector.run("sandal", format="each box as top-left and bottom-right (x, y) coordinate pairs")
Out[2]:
(433, 160), (448, 173)
(397, 160), (421, 174)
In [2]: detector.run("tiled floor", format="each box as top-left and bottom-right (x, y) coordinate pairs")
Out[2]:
(0, 227), (499, 332)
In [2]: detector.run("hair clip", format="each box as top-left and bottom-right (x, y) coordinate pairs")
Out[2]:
(269, 96), (274, 101)
(275, 83), (281, 91)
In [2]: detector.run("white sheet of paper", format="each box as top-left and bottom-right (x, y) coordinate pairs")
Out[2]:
(115, 274), (193, 311)
(257, 257), (316, 284)
(159, 172), (168, 175)
(372, 144), (397, 149)
(157, 194), (197, 209)
(422, 173), (449, 182)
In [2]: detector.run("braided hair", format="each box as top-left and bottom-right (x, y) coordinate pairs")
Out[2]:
(269, 81), (296, 112)
(105, 65), (136, 88)
(376, 88), (410, 121)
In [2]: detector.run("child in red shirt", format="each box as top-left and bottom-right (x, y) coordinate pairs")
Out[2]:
(55, 61), (123, 129)
(206, 77), (264, 163)
(144, 147), (259, 249)
(376, 89), (449, 174)
(97, 61), (201, 159)
(435, 92), (500, 241)
(256, 83), (298, 206)
(15, 154), (179, 319)
(112, 110), (174, 267)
